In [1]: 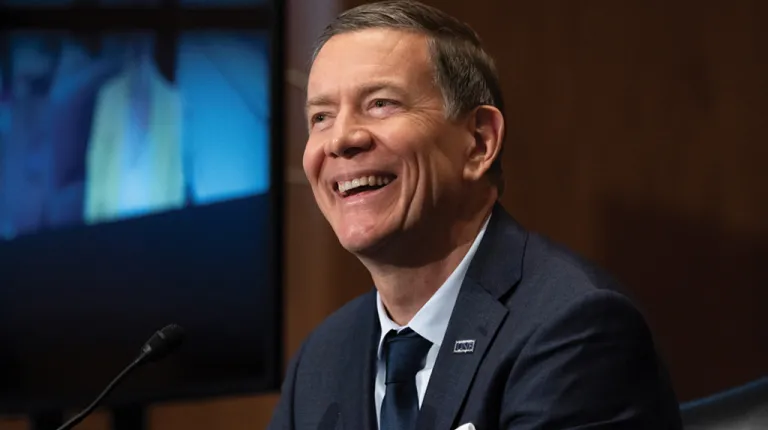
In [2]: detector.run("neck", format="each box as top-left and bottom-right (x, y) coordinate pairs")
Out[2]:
(129, 58), (154, 82)
(361, 191), (496, 325)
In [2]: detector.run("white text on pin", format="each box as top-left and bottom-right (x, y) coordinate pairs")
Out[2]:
(453, 340), (475, 354)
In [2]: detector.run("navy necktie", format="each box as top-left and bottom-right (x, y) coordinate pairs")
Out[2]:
(380, 328), (432, 430)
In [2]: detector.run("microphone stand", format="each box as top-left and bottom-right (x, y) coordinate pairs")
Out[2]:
(54, 357), (143, 430)
(33, 324), (183, 430)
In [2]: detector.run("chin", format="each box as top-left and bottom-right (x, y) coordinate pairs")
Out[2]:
(336, 232), (383, 254)
(334, 223), (391, 255)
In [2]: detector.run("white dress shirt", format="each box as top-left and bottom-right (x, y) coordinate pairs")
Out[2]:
(117, 104), (154, 219)
(374, 214), (491, 428)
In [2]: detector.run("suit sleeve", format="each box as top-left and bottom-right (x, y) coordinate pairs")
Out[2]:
(267, 339), (308, 430)
(501, 290), (681, 429)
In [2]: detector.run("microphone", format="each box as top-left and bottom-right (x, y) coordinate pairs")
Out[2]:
(55, 324), (186, 430)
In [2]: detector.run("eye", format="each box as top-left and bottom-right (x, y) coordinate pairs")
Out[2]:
(371, 99), (397, 109)
(310, 112), (327, 125)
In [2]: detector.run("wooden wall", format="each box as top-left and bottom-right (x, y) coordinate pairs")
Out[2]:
(405, 0), (768, 402)
(2, 0), (765, 428)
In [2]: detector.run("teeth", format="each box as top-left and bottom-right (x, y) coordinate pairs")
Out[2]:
(337, 175), (393, 193)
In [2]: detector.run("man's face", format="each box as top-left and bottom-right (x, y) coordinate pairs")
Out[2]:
(11, 39), (58, 98)
(304, 28), (474, 255)
(124, 34), (155, 64)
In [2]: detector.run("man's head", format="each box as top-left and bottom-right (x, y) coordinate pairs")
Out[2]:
(123, 33), (156, 66)
(9, 33), (62, 98)
(304, 0), (505, 260)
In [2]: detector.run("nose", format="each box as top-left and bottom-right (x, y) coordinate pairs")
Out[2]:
(325, 116), (373, 159)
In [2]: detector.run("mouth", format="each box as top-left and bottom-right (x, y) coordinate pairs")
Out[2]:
(333, 174), (397, 198)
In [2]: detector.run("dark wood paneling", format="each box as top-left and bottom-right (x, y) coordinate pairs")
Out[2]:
(363, 0), (767, 401)
(1, 1), (764, 428)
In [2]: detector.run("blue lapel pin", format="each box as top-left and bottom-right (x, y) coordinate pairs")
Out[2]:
(453, 339), (475, 354)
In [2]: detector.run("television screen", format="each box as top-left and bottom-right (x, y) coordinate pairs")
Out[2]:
(1, 0), (268, 5)
(0, 19), (282, 414)
(1, 30), (272, 235)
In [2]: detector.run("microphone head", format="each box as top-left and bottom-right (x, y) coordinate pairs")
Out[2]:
(140, 324), (185, 363)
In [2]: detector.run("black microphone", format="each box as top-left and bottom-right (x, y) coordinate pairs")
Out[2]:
(55, 324), (186, 430)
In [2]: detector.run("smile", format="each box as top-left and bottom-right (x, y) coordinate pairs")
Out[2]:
(334, 174), (397, 197)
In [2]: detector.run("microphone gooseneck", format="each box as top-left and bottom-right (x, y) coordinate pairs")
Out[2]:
(139, 323), (186, 364)
(55, 324), (185, 430)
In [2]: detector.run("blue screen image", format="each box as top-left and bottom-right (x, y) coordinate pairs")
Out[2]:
(0, 30), (271, 239)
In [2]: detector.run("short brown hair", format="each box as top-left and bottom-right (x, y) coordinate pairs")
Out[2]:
(311, 0), (506, 194)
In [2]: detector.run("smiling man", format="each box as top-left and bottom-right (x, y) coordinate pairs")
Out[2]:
(269, 1), (682, 429)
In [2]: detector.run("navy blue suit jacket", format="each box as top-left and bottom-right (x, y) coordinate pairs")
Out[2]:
(269, 204), (682, 429)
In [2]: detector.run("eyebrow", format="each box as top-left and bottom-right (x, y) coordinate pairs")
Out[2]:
(305, 81), (407, 112)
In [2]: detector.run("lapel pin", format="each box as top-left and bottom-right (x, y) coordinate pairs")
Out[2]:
(453, 339), (475, 354)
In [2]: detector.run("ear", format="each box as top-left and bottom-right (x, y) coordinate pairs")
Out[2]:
(463, 105), (504, 182)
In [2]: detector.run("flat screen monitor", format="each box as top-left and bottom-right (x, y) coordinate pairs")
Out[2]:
(0, 2), (283, 414)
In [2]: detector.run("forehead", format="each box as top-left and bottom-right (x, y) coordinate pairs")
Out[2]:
(308, 28), (434, 98)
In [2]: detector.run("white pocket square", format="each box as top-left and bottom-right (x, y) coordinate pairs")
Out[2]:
(454, 424), (476, 430)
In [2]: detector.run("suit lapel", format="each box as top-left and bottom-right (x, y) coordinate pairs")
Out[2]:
(337, 291), (379, 430)
(416, 279), (508, 430)
(417, 204), (528, 430)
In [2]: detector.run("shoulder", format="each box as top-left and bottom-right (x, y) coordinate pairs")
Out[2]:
(295, 291), (375, 358)
(527, 232), (621, 289)
(314, 291), (374, 335)
(92, 76), (126, 111)
(492, 235), (681, 427)
(523, 231), (632, 301)
(100, 74), (127, 95)
(501, 229), (650, 339)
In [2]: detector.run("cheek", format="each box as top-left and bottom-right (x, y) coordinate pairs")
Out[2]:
(302, 139), (323, 182)
(419, 138), (470, 194)
(375, 125), (431, 161)
(435, 131), (472, 171)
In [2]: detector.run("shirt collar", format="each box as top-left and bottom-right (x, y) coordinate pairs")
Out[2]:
(376, 213), (492, 358)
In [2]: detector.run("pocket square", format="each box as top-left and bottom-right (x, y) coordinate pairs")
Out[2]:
(454, 424), (476, 430)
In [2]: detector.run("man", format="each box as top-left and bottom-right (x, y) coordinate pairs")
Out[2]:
(0, 34), (60, 239)
(84, 33), (184, 224)
(269, 1), (682, 429)
(48, 36), (122, 228)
